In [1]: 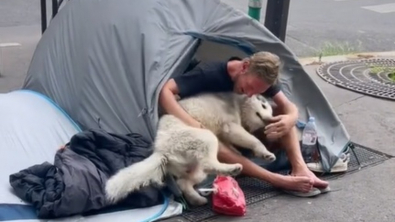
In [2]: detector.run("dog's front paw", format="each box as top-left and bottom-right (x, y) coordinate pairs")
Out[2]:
(229, 163), (243, 176)
(253, 146), (276, 162)
(262, 152), (276, 162)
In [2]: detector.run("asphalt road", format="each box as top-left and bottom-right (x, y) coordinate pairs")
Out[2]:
(1, 0), (395, 57)
(0, 0), (42, 27)
(224, 0), (395, 56)
(0, 0), (394, 90)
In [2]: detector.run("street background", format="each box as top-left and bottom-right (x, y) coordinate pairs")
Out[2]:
(226, 0), (395, 56)
(1, 0), (395, 85)
(1, 1), (395, 222)
(2, 0), (395, 56)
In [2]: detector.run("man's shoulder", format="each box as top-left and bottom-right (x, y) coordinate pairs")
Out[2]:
(228, 56), (242, 61)
(173, 59), (234, 98)
(200, 60), (231, 79)
(198, 60), (228, 71)
(191, 56), (242, 74)
(262, 83), (282, 98)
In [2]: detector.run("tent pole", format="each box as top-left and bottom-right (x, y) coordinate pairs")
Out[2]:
(264, 0), (290, 42)
(248, 0), (262, 21)
(40, 0), (47, 34)
(52, 0), (59, 19)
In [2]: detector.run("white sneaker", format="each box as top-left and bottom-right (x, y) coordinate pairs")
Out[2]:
(307, 153), (350, 173)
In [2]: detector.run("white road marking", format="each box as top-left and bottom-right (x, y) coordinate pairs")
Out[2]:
(0, 43), (21, 48)
(362, 3), (395, 13)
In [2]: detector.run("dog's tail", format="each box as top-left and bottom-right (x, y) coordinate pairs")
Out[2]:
(104, 152), (167, 204)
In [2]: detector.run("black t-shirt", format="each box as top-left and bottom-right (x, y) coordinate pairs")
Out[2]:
(173, 58), (281, 99)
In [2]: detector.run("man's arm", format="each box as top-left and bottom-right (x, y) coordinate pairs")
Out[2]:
(158, 78), (203, 128)
(263, 84), (298, 122)
(272, 91), (298, 122)
(264, 90), (299, 139)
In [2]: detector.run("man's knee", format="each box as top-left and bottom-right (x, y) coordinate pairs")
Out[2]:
(217, 141), (242, 157)
(250, 128), (280, 151)
(282, 125), (299, 141)
(217, 141), (230, 155)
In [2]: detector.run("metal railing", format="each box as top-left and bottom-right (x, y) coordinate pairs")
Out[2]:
(248, 0), (290, 42)
(40, 0), (290, 42)
(263, 0), (290, 42)
(40, 0), (63, 33)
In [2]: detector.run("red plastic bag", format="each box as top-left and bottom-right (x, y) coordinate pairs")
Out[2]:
(212, 176), (246, 216)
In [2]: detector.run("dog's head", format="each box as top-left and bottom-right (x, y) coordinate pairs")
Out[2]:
(240, 94), (273, 132)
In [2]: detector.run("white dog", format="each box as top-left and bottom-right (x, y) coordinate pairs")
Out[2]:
(178, 92), (276, 161)
(104, 92), (275, 206)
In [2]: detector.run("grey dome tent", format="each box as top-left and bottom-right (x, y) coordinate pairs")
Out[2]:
(0, 0), (350, 221)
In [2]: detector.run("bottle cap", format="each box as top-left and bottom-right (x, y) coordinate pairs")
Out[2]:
(309, 116), (315, 122)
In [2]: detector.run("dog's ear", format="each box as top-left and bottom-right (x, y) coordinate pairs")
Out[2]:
(249, 94), (261, 103)
(241, 94), (251, 103)
(267, 99), (276, 108)
(257, 94), (269, 103)
(258, 95), (275, 108)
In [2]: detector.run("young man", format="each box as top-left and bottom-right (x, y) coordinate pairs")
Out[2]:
(158, 51), (329, 195)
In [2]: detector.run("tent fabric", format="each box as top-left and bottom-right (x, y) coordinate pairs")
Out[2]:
(22, 0), (350, 172)
(0, 90), (182, 222)
(0, 90), (80, 205)
(4, 0), (351, 220)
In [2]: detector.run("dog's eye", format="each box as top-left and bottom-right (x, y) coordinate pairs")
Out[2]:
(261, 104), (266, 109)
(256, 112), (263, 121)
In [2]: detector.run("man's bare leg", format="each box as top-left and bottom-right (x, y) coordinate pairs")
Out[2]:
(217, 142), (315, 193)
(278, 125), (329, 189)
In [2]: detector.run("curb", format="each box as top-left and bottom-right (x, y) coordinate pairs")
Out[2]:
(298, 51), (395, 66)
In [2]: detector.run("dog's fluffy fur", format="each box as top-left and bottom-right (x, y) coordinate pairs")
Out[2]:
(104, 92), (275, 206)
(177, 92), (276, 161)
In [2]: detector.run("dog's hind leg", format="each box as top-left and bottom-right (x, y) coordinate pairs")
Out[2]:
(222, 122), (276, 162)
(201, 135), (243, 176)
(177, 177), (208, 206)
(189, 166), (208, 185)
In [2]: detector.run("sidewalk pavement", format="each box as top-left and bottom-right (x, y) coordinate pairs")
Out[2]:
(162, 58), (395, 222)
(0, 24), (40, 92)
(1, 24), (395, 222)
(200, 62), (395, 222)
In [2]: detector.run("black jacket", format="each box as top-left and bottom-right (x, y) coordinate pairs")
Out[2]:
(9, 129), (165, 219)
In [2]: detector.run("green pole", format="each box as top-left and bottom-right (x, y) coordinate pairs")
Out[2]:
(248, 0), (262, 21)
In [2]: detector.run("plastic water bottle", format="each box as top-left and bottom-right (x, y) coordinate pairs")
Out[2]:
(301, 117), (318, 163)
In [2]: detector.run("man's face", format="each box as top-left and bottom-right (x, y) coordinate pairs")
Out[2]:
(234, 73), (270, 97)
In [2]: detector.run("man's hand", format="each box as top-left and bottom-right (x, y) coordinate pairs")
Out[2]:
(264, 114), (296, 140)
(188, 120), (205, 129)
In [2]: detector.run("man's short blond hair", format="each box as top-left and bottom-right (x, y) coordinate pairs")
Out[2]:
(244, 51), (281, 85)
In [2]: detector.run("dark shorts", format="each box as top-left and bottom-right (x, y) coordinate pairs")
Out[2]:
(235, 129), (292, 172)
